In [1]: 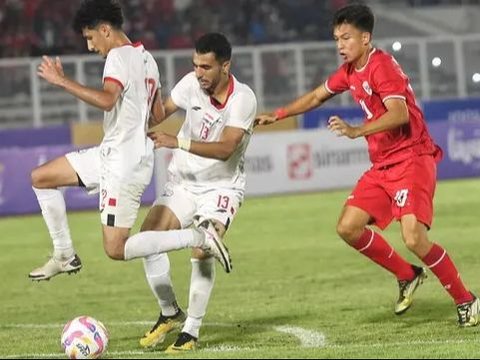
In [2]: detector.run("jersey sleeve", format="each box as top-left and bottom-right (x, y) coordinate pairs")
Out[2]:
(103, 49), (128, 90)
(226, 91), (257, 131)
(371, 56), (408, 102)
(170, 72), (195, 110)
(325, 65), (349, 94)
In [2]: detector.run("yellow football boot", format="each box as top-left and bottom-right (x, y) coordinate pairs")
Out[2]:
(139, 310), (186, 348)
(165, 332), (197, 354)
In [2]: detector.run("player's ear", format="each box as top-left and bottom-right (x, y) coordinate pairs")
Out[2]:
(362, 32), (371, 46)
(99, 23), (110, 38)
(222, 60), (231, 75)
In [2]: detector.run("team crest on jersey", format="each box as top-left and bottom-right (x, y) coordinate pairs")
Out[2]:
(362, 81), (372, 95)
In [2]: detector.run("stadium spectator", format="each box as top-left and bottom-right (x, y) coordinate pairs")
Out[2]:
(0, 0), (361, 58)
(256, 3), (480, 327)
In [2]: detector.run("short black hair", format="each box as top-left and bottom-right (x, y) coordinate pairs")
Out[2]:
(195, 33), (232, 63)
(73, 0), (124, 33)
(332, 3), (374, 34)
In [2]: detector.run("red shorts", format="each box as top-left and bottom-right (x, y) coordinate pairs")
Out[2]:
(346, 155), (437, 230)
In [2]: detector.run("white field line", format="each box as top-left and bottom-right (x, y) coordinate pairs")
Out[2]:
(274, 325), (326, 348)
(2, 321), (323, 358)
(4, 321), (473, 358)
(3, 338), (475, 358)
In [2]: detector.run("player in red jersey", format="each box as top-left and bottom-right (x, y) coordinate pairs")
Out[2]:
(256, 4), (479, 327)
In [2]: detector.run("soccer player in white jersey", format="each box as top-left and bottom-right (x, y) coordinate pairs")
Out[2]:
(121, 33), (257, 352)
(28, 0), (161, 280)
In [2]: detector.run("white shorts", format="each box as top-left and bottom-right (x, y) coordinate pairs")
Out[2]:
(154, 182), (244, 229)
(66, 146), (153, 228)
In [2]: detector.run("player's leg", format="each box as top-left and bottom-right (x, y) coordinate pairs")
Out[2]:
(167, 189), (241, 353)
(337, 169), (422, 314)
(133, 183), (197, 348)
(29, 148), (100, 281)
(337, 170), (417, 280)
(398, 155), (478, 326)
(123, 188), (231, 270)
(138, 205), (187, 349)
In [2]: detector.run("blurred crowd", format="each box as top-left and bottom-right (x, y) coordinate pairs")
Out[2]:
(1, 0), (476, 58)
(0, 0), (350, 58)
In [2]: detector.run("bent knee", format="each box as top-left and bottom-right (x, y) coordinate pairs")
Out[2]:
(103, 243), (125, 261)
(403, 234), (423, 252)
(31, 167), (47, 188)
(336, 221), (363, 244)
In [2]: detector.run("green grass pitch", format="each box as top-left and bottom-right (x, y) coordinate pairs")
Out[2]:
(1, 178), (480, 358)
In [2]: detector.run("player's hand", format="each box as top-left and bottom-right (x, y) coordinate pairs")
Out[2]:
(254, 113), (277, 126)
(327, 115), (360, 139)
(37, 56), (65, 86)
(148, 130), (177, 149)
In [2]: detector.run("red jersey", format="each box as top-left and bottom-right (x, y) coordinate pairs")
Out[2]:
(325, 48), (440, 167)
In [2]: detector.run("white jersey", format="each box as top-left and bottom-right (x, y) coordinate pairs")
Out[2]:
(168, 72), (257, 190)
(101, 42), (159, 178)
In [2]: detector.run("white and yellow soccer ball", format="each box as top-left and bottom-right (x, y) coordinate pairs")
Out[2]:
(61, 316), (109, 359)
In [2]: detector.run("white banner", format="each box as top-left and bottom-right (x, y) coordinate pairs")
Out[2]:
(154, 129), (371, 197)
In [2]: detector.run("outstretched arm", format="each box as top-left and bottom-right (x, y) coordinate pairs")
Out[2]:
(255, 84), (334, 125)
(37, 56), (122, 112)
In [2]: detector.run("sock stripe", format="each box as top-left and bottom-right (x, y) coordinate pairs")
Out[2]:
(358, 229), (375, 252)
(427, 249), (446, 269)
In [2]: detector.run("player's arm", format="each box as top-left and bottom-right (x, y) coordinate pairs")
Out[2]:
(163, 97), (179, 119)
(149, 96), (180, 129)
(37, 56), (121, 112)
(149, 89), (165, 128)
(256, 83), (334, 125)
(186, 126), (244, 160)
(328, 98), (409, 139)
(148, 126), (244, 161)
(355, 98), (409, 137)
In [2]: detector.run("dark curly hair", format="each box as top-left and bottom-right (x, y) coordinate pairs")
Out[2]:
(73, 0), (124, 33)
(195, 33), (232, 63)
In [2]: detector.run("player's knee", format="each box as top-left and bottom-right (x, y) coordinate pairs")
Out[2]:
(103, 241), (125, 260)
(336, 220), (361, 244)
(403, 231), (422, 252)
(104, 246), (124, 260)
(31, 167), (46, 188)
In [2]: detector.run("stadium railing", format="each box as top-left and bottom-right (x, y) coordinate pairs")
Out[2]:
(0, 34), (479, 129)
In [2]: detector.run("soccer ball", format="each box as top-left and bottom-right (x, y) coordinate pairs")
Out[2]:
(61, 316), (109, 359)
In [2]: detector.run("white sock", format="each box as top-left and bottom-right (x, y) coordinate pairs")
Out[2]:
(182, 258), (216, 339)
(143, 254), (179, 317)
(32, 187), (74, 259)
(124, 228), (204, 260)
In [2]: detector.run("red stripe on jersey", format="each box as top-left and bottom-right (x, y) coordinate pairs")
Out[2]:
(210, 75), (234, 110)
(121, 42), (143, 48)
(104, 77), (124, 90)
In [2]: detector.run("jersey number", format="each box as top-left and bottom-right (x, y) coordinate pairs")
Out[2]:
(359, 99), (373, 120)
(217, 195), (230, 210)
(394, 189), (409, 208)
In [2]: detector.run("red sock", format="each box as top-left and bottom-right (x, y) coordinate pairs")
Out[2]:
(421, 243), (473, 305)
(352, 228), (415, 280)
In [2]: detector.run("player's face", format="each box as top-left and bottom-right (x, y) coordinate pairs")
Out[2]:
(193, 52), (229, 94)
(333, 23), (371, 65)
(82, 26), (110, 58)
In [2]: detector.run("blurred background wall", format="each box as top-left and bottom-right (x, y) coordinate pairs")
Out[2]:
(0, 0), (479, 215)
